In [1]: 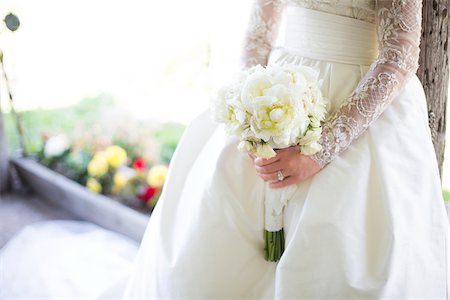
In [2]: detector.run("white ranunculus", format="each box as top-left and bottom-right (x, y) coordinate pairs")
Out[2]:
(212, 63), (327, 159)
(304, 84), (328, 121)
(237, 140), (254, 153)
(256, 143), (276, 159)
(298, 127), (322, 145)
(44, 134), (71, 157)
(301, 141), (322, 155)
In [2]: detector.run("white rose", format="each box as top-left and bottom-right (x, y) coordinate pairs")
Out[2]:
(44, 134), (71, 157)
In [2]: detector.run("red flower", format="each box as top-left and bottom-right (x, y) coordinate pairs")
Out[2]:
(137, 185), (158, 203)
(133, 158), (146, 171)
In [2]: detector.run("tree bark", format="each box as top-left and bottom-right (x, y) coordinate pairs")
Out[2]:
(417, 0), (449, 178)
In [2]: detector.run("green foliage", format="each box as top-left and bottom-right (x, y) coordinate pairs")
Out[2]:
(61, 150), (92, 184)
(444, 189), (450, 202)
(4, 94), (115, 155)
(153, 123), (185, 163)
(4, 93), (185, 165)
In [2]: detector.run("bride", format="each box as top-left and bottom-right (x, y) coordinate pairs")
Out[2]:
(122, 0), (450, 298)
(1, 0), (449, 299)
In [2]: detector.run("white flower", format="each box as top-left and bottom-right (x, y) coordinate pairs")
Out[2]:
(246, 83), (307, 148)
(237, 140), (254, 153)
(211, 63), (328, 261)
(210, 85), (247, 135)
(301, 142), (322, 155)
(240, 72), (273, 104)
(211, 63), (327, 159)
(210, 85), (235, 123)
(298, 127), (322, 145)
(304, 85), (328, 121)
(44, 134), (71, 157)
(255, 143), (276, 159)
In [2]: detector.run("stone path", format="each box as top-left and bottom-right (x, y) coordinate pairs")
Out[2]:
(0, 192), (76, 249)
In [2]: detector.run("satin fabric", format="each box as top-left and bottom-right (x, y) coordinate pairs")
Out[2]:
(123, 7), (450, 299)
(0, 5), (447, 300)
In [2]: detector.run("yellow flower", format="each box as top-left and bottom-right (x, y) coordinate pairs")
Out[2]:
(87, 152), (108, 177)
(106, 145), (127, 168)
(147, 165), (168, 188)
(113, 172), (128, 192)
(86, 178), (102, 193)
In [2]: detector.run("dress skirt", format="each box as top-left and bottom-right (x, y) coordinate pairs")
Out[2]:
(123, 7), (450, 299)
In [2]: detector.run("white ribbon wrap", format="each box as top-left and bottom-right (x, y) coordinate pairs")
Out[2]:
(264, 183), (298, 232)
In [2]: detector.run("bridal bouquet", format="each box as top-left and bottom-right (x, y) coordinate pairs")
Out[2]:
(211, 64), (328, 262)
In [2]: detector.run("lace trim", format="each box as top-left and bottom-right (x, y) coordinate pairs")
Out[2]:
(311, 0), (422, 168)
(282, 0), (376, 23)
(241, 0), (283, 68)
(240, 0), (422, 169)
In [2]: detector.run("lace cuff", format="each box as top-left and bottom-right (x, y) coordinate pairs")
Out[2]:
(310, 0), (422, 168)
(241, 0), (284, 68)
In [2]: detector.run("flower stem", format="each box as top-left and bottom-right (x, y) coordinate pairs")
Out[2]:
(264, 229), (285, 262)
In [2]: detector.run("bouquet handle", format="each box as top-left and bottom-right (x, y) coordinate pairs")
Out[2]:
(264, 183), (298, 262)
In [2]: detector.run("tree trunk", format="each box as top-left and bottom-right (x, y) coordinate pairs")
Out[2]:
(417, 0), (449, 178)
(0, 111), (10, 193)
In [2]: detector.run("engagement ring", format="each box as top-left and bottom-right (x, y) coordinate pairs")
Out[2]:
(277, 170), (284, 181)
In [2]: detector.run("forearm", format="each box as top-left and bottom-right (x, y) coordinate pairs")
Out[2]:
(241, 0), (283, 68)
(310, 0), (422, 168)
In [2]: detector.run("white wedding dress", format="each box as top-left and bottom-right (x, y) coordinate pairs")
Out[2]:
(123, 0), (450, 298)
(1, 0), (449, 299)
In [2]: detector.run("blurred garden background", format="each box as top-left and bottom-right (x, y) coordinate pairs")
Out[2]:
(0, 0), (260, 212)
(0, 0), (449, 208)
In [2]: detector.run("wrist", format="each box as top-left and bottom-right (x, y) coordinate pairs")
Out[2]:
(309, 152), (327, 170)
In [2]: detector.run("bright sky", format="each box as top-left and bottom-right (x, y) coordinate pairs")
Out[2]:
(0, 0), (252, 123)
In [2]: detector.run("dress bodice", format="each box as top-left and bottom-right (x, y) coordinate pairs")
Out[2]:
(282, 0), (376, 23)
(241, 0), (422, 169)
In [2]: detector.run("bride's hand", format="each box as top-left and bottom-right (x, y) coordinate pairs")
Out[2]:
(249, 145), (321, 188)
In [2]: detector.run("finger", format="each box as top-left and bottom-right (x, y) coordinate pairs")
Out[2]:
(248, 153), (256, 161)
(256, 171), (279, 182)
(274, 145), (300, 155)
(269, 176), (299, 189)
(254, 155), (280, 167)
(255, 161), (284, 174)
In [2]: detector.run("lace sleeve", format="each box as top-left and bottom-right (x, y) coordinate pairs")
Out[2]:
(241, 0), (284, 68)
(310, 0), (422, 168)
